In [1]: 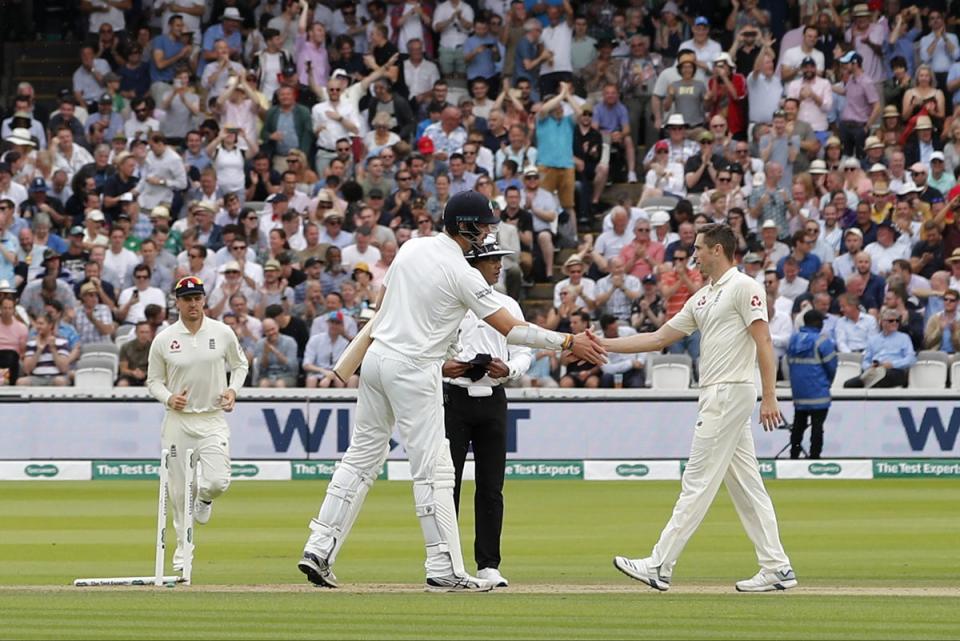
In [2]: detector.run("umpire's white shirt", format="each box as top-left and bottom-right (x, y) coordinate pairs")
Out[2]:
(147, 317), (249, 417)
(667, 267), (767, 387)
(447, 290), (532, 390)
(372, 234), (505, 361)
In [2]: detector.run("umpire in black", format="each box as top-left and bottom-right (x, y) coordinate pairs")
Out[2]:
(442, 239), (532, 588)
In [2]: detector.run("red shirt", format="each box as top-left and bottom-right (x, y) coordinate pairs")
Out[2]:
(619, 240), (665, 279)
(659, 268), (704, 319)
(708, 73), (748, 136)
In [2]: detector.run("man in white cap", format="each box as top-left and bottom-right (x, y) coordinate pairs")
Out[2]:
(642, 113), (700, 170)
(910, 161), (945, 209)
(199, 7), (244, 76)
(929, 151), (955, 194)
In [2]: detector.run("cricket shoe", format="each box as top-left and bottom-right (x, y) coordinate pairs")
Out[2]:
(194, 499), (213, 525)
(425, 573), (496, 593)
(735, 568), (798, 592)
(613, 556), (671, 591)
(298, 552), (339, 588)
(477, 567), (509, 587)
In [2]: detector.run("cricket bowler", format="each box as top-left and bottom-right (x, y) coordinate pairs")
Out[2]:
(601, 223), (797, 592)
(298, 190), (606, 592)
(146, 276), (249, 571)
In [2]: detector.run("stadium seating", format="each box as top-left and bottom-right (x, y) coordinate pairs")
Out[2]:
(73, 355), (118, 389)
(831, 352), (862, 392)
(951, 356), (960, 391)
(648, 354), (692, 390)
(79, 344), (120, 381)
(909, 351), (950, 390)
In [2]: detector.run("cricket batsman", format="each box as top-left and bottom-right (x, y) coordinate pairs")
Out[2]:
(298, 191), (606, 592)
(147, 276), (249, 571)
(600, 223), (797, 592)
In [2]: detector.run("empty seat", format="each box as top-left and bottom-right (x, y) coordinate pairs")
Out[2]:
(74, 367), (114, 389)
(951, 356), (960, 390)
(649, 354), (692, 390)
(909, 351), (950, 389)
(831, 352), (862, 392)
(638, 196), (679, 211)
(76, 353), (119, 381)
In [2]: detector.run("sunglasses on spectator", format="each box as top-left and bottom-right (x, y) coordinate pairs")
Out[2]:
(232, 244), (246, 250)
(317, 201), (333, 208)
(287, 157), (299, 163)
(635, 227), (650, 232)
(418, 218), (431, 224)
(134, 274), (149, 280)
(336, 145), (351, 152)
(326, 219), (342, 225)
(656, 149), (668, 154)
(945, 297), (958, 303)
(328, 87), (342, 93)
(844, 167), (858, 172)
(397, 175), (411, 181)
(717, 176), (731, 183)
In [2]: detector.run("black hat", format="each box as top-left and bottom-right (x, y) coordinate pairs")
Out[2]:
(304, 256), (325, 268)
(443, 190), (501, 233)
(174, 275), (206, 298)
(466, 240), (514, 262)
(800, 56), (817, 67)
(43, 248), (60, 262)
(642, 274), (657, 285)
(281, 64), (298, 77)
(266, 192), (288, 203)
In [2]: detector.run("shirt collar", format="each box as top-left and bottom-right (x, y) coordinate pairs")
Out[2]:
(712, 266), (738, 288)
(176, 316), (207, 334)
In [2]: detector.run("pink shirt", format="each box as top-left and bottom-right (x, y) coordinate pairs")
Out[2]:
(296, 34), (329, 88)
(619, 241), (665, 279)
(0, 318), (28, 354)
(846, 23), (887, 83)
(786, 76), (833, 132)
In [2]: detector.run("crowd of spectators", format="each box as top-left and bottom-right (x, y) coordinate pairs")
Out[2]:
(1, 0), (960, 390)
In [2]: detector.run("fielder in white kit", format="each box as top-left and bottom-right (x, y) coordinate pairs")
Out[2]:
(298, 191), (606, 592)
(147, 276), (249, 571)
(600, 223), (797, 592)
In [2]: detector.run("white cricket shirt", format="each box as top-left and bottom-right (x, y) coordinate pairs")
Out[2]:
(147, 316), (249, 414)
(371, 234), (504, 361)
(667, 267), (767, 387)
(447, 290), (532, 389)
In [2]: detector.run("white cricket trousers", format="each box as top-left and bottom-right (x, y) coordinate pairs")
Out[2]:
(649, 383), (791, 574)
(161, 411), (231, 552)
(307, 340), (466, 578)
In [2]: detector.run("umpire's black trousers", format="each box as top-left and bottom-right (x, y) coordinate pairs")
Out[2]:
(443, 383), (507, 572)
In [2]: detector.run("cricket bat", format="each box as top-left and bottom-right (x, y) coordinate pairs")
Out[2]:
(333, 313), (377, 382)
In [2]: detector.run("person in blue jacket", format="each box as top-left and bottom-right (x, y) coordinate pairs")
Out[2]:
(787, 310), (837, 459)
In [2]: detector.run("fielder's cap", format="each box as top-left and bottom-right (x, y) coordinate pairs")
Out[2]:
(69, 225), (84, 236)
(443, 189), (501, 228)
(150, 205), (171, 219)
(327, 310), (344, 323)
(910, 162), (928, 174)
(654, 140), (670, 152)
(221, 7), (242, 21)
(264, 258), (281, 271)
(809, 159), (828, 175)
(42, 248), (60, 262)
(915, 115), (934, 130)
(931, 151), (946, 162)
(844, 227), (864, 239)
(119, 191), (135, 202)
(467, 240), (514, 261)
(0, 279), (18, 293)
(219, 260), (242, 273)
(417, 137), (435, 154)
(650, 210), (671, 226)
(743, 252), (763, 264)
(838, 50), (863, 65)
(174, 275), (205, 298)
(761, 220), (778, 230)
(28, 177), (46, 192)
(665, 113), (686, 128)
(800, 56), (817, 67)
(694, 15), (709, 26)
(80, 282), (98, 296)
(85, 209), (106, 222)
(352, 261), (372, 276)
(266, 192), (287, 203)
(865, 136), (883, 150)
(5, 128), (35, 147)
(304, 256), (325, 268)
(946, 248), (960, 264)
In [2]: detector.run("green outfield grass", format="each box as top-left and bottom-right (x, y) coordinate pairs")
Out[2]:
(1, 479), (958, 640)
